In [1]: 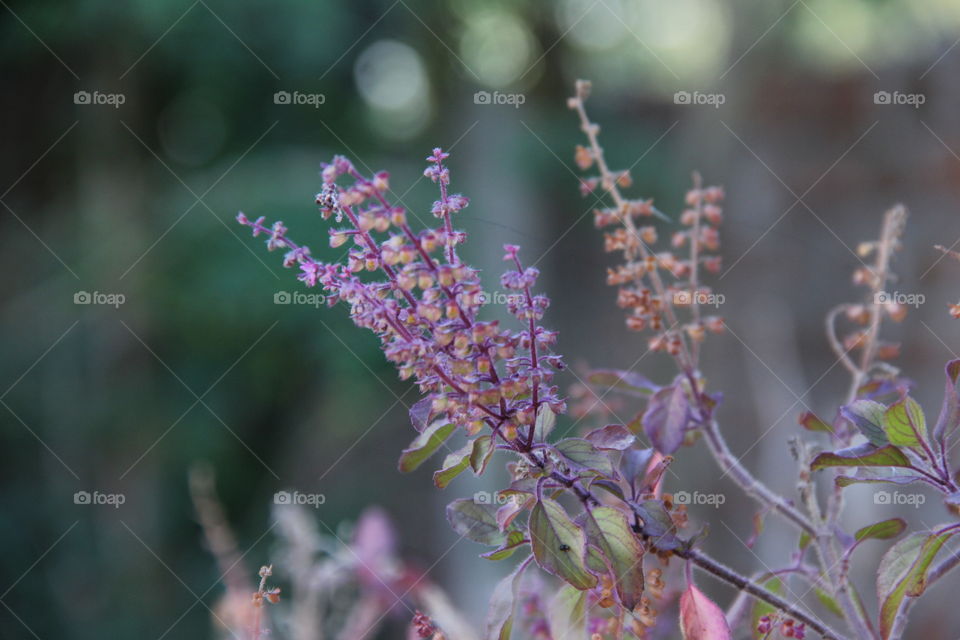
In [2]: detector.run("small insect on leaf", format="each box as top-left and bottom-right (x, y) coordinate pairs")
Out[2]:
(559, 544), (571, 552)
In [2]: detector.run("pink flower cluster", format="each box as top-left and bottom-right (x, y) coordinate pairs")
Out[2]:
(237, 149), (565, 442)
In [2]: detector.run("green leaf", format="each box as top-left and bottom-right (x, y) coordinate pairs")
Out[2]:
(842, 400), (889, 446)
(398, 422), (455, 472)
(471, 435), (495, 475)
(855, 518), (907, 543)
(877, 528), (958, 639)
(554, 438), (615, 477)
(433, 444), (471, 488)
(485, 558), (529, 640)
(481, 530), (528, 561)
(528, 498), (597, 590)
(751, 578), (782, 638)
(446, 498), (512, 546)
(811, 444), (910, 471)
(799, 411), (833, 433)
(587, 369), (659, 396)
(883, 397), (927, 449)
(582, 506), (645, 610)
(534, 404), (557, 441)
(799, 531), (812, 552)
(814, 587), (844, 618)
(546, 584), (587, 639)
(836, 471), (924, 488)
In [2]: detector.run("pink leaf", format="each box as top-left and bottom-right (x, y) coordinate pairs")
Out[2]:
(680, 584), (732, 640)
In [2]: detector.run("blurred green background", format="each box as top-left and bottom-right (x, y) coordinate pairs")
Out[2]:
(5, 0), (960, 637)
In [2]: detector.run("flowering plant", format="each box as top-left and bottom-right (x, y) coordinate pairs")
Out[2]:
(235, 81), (960, 640)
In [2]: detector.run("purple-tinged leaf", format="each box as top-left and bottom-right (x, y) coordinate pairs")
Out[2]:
(858, 378), (911, 402)
(554, 438), (615, 477)
(855, 518), (907, 542)
(589, 478), (626, 501)
(842, 400), (889, 446)
(433, 444), (471, 488)
(882, 397), (927, 449)
(643, 384), (691, 455)
(585, 424), (636, 450)
(582, 506), (645, 610)
(932, 359), (960, 445)
(496, 497), (527, 532)
(811, 444), (910, 471)
(409, 397), (433, 433)
(546, 584), (587, 639)
(680, 584), (732, 640)
(480, 530), (528, 561)
(639, 452), (670, 496)
(798, 411), (833, 433)
(836, 471), (924, 487)
(485, 557), (529, 640)
(446, 498), (517, 546)
(471, 435), (495, 475)
(878, 527), (958, 639)
(398, 421), (455, 472)
(587, 369), (660, 396)
(528, 498), (597, 590)
(534, 404), (556, 442)
(620, 447), (655, 497)
(633, 499), (680, 549)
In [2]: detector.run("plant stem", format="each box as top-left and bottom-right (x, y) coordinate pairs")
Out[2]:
(700, 418), (816, 535)
(679, 546), (844, 639)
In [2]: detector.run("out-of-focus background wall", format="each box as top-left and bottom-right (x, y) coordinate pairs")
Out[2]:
(4, 0), (960, 637)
